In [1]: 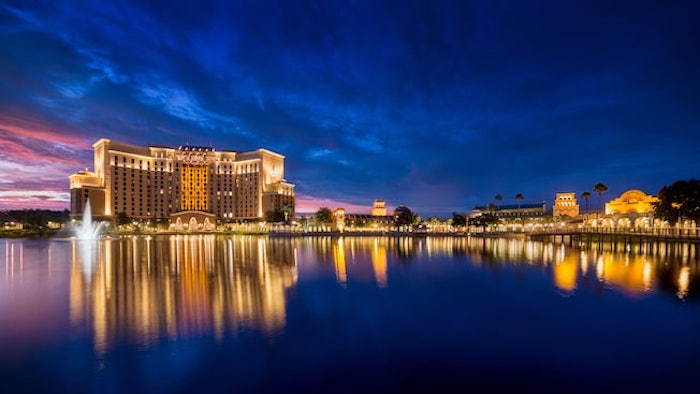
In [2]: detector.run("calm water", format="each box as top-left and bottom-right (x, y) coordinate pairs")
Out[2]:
(1, 235), (699, 393)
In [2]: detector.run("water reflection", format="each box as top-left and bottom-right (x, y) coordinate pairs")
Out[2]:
(451, 236), (699, 300)
(1, 235), (698, 359)
(287, 236), (699, 300)
(67, 235), (298, 354)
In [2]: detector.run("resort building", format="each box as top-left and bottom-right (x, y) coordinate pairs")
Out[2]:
(69, 138), (294, 224)
(471, 202), (547, 219)
(552, 192), (580, 218)
(371, 200), (387, 216)
(602, 189), (659, 228)
(605, 189), (658, 215)
(332, 201), (395, 231)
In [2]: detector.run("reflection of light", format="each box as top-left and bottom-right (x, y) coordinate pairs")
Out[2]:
(553, 254), (577, 292)
(526, 242), (535, 261)
(372, 241), (388, 288)
(601, 254), (652, 295)
(556, 244), (566, 263)
(333, 238), (347, 286)
(677, 266), (690, 300)
(643, 262), (652, 291)
(69, 235), (299, 353)
(580, 251), (588, 276)
(596, 256), (605, 281)
(97, 240), (113, 353)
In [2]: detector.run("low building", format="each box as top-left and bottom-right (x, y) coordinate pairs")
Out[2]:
(605, 189), (659, 215)
(333, 201), (395, 231)
(472, 202), (547, 219)
(603, 189), (659, 228)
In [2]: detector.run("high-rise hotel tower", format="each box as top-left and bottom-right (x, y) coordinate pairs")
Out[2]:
(69, 139), (294, 222)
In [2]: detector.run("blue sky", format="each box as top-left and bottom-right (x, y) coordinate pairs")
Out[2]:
(0, 0), (698, 217)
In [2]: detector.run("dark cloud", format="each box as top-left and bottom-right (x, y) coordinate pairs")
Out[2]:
(0, 0), (698, 215)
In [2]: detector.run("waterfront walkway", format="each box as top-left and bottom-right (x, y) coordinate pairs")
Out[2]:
(268, 227), (700, 244)
(527, 227), (700, 243)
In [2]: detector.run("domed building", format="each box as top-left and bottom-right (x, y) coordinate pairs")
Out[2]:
(603, 189), (659, 228)
(393, 204), (415, 228)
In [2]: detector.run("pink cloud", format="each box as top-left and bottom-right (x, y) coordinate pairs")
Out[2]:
(0, 113), (90, 146)
(0, 114), (93, 210)
(0, 190), (70, 210)
(294, 194), (392, 216)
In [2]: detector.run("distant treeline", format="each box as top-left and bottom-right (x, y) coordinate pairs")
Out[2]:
(0, 209), (71, 229)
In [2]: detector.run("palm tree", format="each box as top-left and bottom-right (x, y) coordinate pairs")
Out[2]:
(487, 202), (495, 215)
(593, 183), (608, 229)
(580, 191), (591, 212)
(495, 194), (503, 210)
(580, 191), (591, 226)
(515, 193), (524, 215)
(282, 202), (293, 222)
(486, 203), (496, 231)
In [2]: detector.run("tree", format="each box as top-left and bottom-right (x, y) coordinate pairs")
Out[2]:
(515, 194), (524, 212)
(452, 212), (467, 227)
(653, 178), (700, 225)
(265, 209), (285, 223)
(471, 214), (498, 232)
(24, 210), (48, 230)
(314, 207), (334, 225)
(495, 194), (503, 210)
(487, 203), (496, 216)
(393, 204), (415, 228)
(593, 183), (608, 228)
(282, 202), (293, 222)
(115, 211), (130, 227)
(581, 191), (591, 212)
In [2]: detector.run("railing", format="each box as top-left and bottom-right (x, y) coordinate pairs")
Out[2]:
(528, 226), (700, 239)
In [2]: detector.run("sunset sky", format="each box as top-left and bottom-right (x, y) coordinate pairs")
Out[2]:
(1, 0), (698, 217)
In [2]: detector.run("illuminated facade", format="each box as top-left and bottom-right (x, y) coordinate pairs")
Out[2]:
(371, 200), (387, 216)
(332, 200), (395, 230)
(552, 192), (580, 218)
(472, 202), (547, 219)
(605, 189), (658, 215)
(599, 189), (659, 228)
(70, 138), (294, 221)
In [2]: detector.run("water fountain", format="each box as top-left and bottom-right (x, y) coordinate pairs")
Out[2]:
(70, 199), (105, 285)
(72, 199), (104, 239)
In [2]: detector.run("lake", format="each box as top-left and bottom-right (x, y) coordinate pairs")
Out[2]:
(1, 235), (699, 393)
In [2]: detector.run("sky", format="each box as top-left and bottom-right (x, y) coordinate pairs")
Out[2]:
(0, 0), (698, 218)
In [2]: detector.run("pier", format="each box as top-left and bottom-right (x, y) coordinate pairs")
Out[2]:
(527, 227), (700, 255)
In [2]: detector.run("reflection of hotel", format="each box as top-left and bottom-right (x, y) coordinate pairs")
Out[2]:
(69, 138), (295, 223)
(68, 236), (297, 354)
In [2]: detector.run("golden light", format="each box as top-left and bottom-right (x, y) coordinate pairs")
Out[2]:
(677, 266), (689, 300)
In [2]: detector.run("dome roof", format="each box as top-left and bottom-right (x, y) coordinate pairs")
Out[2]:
(617, 189), (649, 203)
(393, 204), (412, 215)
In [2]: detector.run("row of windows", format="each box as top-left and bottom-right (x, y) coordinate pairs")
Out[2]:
(110, 155), (269, 173)
(111, 168), (253, 184)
